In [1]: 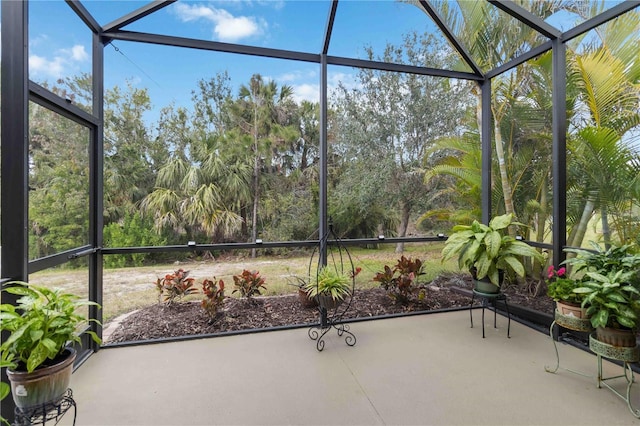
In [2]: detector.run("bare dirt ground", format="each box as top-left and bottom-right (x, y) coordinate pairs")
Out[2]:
(106, 273), (555, 344)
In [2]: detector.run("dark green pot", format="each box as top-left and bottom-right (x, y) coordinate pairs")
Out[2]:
(473, 279), (500, 294)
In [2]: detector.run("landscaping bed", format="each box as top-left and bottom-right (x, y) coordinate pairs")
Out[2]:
(106, 273), (555, 344)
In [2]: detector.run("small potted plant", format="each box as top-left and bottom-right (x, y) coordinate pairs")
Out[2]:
(573, 270), (640, 347)
(441, 213), (543, 292)
(288, 275), (317, 308)
(546, 265), (588, 319)
(304, 266), (353, 310)
(0, 282), (101, 409)
(565, 242), (640, 347)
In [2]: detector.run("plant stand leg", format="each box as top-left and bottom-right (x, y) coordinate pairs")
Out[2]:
(308, 307), (356, 352)
(546, 311), (594, 376)
(481, 299), (486, 338)
(590, 335), (640, 418)
(469, 292), (475, 329)
(502, 295), (511, 338)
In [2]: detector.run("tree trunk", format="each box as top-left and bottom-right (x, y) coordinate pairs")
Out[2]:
(533, 173), (548, 277)
(251, 155), (259, 258)
(395, 202), (411, 253)
(251, 108), (259, 259)
(601, 207), (611, 250)
(567, 194), (596, 250)
(494, 123), (515, 221)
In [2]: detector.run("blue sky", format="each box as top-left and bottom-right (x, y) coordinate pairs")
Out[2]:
(9, 0), (622, 125)
(22, 0), (436, 124)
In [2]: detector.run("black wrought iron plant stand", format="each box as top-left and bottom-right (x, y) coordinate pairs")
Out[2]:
(307, 226), (357, 351)
(13, 388), (76, 426)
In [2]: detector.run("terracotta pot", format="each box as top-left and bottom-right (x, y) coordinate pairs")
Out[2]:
(7, 347), (76, 409)
(556, 300), (589, 319)
(596, 327), (638, 348)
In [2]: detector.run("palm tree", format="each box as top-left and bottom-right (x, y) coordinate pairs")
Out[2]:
(428, 0), (565, 221)
(141, 133), (252, 243)
(565, 8), (640, 247)
(230, 74), (297, 257)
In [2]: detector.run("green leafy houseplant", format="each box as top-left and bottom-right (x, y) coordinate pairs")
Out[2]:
(441, 213), (543, 287)
(573, 270), (640, 331)
(564, 242), (640, 286)
(304, 266), (353, 302)
(0, 282), (101, 410)
(1, 282), (101, 373)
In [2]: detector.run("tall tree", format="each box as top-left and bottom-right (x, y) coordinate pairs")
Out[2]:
(228, 74), (298, 257)
(565, 7), (640, 247)
(332, 32), (474, 250)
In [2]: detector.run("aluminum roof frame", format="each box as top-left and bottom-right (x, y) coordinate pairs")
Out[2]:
(2, 1), (639, 422)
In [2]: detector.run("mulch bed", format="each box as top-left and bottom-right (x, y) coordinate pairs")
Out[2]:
(106, 273), (555, 344)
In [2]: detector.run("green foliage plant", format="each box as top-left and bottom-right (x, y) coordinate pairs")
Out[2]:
(573, 270), (640, 330)
(373, 256), (426, 303)
(304, 267), (353, 302)
(564, 242), (640, 286)
(201, 278), (225, 319)
(155, 269), (199, 305)
(0, 282), (101, 374)
(232, 270), (267, 299)
(441, 213), (543, 286)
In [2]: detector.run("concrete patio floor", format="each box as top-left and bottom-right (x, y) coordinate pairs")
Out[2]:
(59, 310), (640, 425)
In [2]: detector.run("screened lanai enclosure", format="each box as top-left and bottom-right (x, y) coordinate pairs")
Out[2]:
(2, 0), (640, 423)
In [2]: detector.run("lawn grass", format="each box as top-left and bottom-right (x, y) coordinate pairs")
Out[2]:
(29, 241), (460, 323)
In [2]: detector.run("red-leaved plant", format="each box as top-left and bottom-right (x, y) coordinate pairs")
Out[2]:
(155, 268), (199, 305)
(232, 270), (267, 299)
(373, 256), (426, 303)
(201, 278), (225, 319)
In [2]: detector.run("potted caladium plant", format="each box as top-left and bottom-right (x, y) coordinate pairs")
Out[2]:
(573, 270), (640, 347)
(441, 213), (543, 292)
(562, 243), (640, 347)
(0, 282), (101, 409)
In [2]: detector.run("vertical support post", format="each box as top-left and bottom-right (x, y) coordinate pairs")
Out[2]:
(318, 54), (328, 266)
(1, 1), (29, 422)
(480, 79), (492, 224)
(88, 32), (105, 348)
(551, 39), (567, 267)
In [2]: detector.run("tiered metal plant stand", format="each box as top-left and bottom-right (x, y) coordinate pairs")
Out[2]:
(545, 310), (640, 419)
(589, 335), (640, 418)
(544, 309), (593, 376)
(307, 226), (357, 352)
(13, 388), (76, 426)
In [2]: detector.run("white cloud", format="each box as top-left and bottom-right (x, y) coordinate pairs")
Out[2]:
(68, 45), (89, 62)
(29, 44), (89, 80)
(173, 3), (266, 43)
(291, 83), (319, 104)
(272, 70), (360, 105)
(29, 54), (66, 78)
